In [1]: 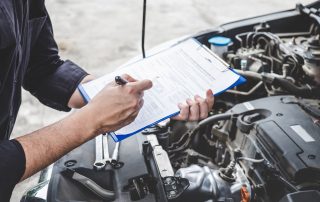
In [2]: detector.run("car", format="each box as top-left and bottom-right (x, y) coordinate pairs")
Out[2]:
(21, 1), (320, 202)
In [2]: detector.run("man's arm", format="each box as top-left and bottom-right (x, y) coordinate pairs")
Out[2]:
(23, 6), (89, 112)
(18, 75), (152, 180)
(17, 104), (94, 180)
(67, 74), (95, 108)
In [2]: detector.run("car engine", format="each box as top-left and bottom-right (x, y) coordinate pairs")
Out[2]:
(22, 3), (320, 202)
(140, 3), (320, 202)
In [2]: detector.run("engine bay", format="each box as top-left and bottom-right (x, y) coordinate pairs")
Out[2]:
(22, 3), (320, 202)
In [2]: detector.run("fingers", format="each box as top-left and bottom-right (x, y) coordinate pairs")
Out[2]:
(186, 98), (200, 121)
(128, 99), (144, 122)
(173, 90), (215, 121)
(129, 79), (153, 92)
(107, 74), (136, 87)
(121, 74), (137, 82)
(172, 103), (190, 120)
(116, 74), (152, 93)
(206, 89), (214, 111)
(195, 95), (209, 120)
(114, 75), (213, 123)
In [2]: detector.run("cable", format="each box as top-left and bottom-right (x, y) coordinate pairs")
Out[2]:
(276, 175), (299, 192)
(141, 0), (147, 58)
(236, 157), (265, 163)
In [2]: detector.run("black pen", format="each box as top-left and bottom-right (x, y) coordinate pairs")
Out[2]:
(115, 76), (128, 85)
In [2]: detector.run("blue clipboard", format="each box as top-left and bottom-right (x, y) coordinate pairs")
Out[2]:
(78, 70), (246, 142)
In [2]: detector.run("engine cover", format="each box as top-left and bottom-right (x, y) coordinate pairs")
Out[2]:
(228, 95), (320, 183)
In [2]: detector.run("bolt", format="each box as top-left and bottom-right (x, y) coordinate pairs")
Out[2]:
(165, 177), (172, 184)
(64, 160), (77, 167)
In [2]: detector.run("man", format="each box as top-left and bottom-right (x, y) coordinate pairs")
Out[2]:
(0, 0), (214, 201)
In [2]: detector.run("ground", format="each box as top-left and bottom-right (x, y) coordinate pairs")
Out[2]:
(10, 0), (314, 201)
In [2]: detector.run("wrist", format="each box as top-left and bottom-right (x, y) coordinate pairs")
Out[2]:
(81, 74), (95, 84)
(76, 103), (110, 138)
(67, 105), (99, 140)
(68, 75), (95, 109)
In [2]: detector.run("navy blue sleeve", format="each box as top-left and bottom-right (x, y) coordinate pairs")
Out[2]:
(0, 139), (26, 201)
(23, 5), (88, 112)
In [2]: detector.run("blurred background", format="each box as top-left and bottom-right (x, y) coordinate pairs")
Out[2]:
(11, 0), (314, 201)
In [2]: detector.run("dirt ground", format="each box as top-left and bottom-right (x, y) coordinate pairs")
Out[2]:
(10, 0), (314, 201)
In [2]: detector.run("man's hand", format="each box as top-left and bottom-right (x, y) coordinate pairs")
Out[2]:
(17, 74), (152, 180)
(173, 89), (214, 121)
(85, 74), (153, 134)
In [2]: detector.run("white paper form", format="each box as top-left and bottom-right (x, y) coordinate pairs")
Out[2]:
(79, 39), (242, 141)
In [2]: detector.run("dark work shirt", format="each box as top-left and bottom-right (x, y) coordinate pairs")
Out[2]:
(0, 0), (88, 200)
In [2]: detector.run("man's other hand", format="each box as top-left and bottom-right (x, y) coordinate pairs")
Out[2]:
(173, 89), (214, 121)
(68, 74), (95, 109)
(84, 74), (152, 134)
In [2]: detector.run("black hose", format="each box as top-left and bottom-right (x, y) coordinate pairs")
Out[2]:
(197, 113), (233, 130)
(235, 70), (320, 98)
(273, 77), (319, 97)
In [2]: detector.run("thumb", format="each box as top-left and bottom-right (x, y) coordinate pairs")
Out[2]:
(130, 79), (153, 92)
(121, 74), (137, 82)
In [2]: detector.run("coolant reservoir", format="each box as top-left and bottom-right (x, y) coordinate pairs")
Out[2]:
(208, 36), (231, 58)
